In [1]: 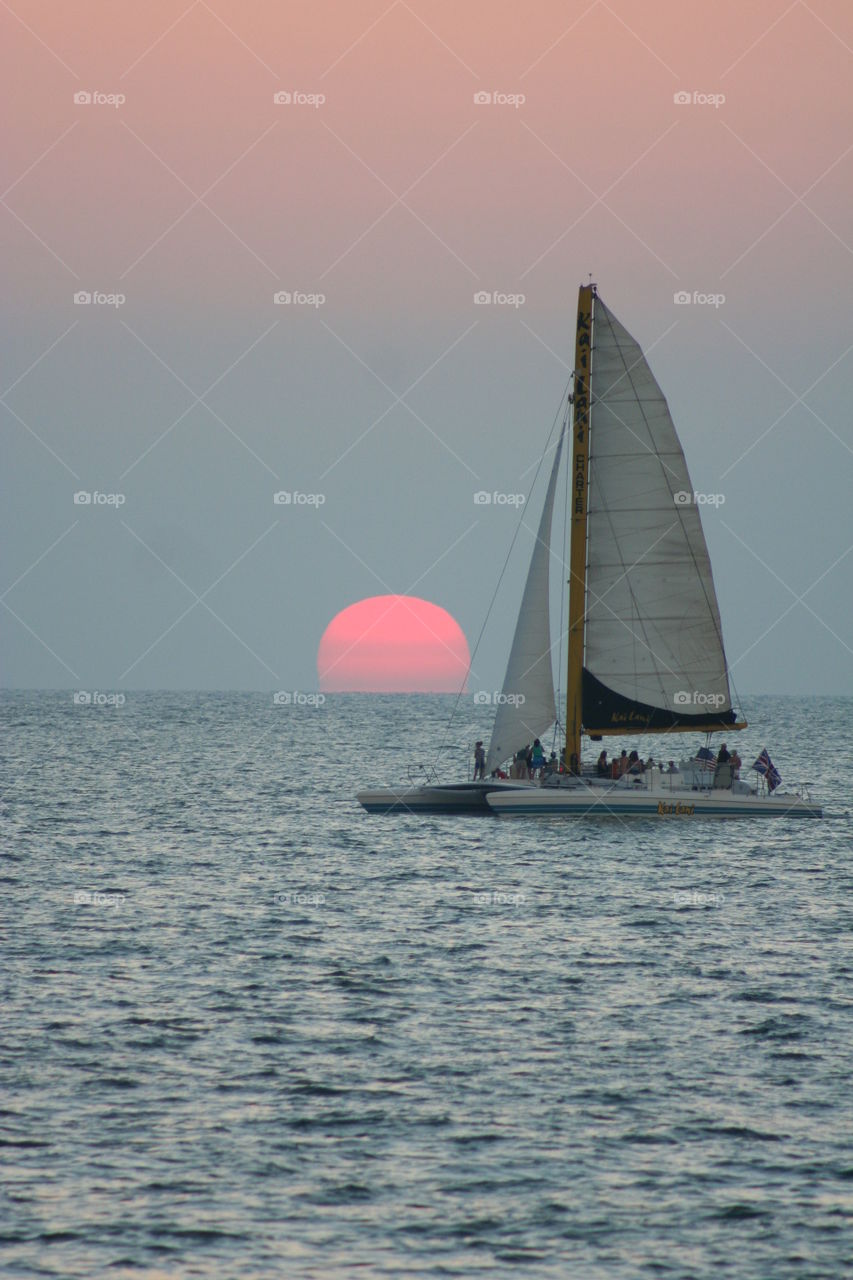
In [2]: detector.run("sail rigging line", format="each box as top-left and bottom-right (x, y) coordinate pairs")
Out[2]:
(431, 380), (572, 775)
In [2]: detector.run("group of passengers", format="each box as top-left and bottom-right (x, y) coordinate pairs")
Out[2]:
(475, 738), (559, 780)
(596, 748), (656, 779)
(508, 739), (558, 780)
(478, 740), (743, 784)
(595, 744), (742, 782)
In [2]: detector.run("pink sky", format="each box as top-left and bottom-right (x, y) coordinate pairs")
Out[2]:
(5, 0), (851, 297)
(2, 1), (851, 692)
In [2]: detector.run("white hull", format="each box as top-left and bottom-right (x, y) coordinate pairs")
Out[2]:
(486, 780), (822, 819)
(357, 779), (536, 814)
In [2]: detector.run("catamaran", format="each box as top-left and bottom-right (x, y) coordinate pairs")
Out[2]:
(357, 285), (821, 818)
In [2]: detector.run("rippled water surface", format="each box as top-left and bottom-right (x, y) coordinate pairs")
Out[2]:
(2, 692), (852, 1278)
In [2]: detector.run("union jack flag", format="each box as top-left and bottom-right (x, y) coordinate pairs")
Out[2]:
(752, 748), (781, 792)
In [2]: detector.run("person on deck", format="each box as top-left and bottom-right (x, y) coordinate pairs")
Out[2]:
(473, 741), (486, 780)
(730, 748), (741, 778)
(596, 750), (609, 777)
(716, 742), (731, 764)
(612, 750), (628, 779)
(628, 750), (644, 774)
(530, 739), (545, 777)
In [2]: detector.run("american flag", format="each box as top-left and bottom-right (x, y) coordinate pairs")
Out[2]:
(695, 746), (717, 772)
(752, 748), (781, 792)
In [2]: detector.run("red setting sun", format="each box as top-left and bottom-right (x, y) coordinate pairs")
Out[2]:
(317, 595), (470, 693)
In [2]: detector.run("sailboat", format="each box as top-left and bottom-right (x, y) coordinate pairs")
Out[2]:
(357, 285), (822, 819)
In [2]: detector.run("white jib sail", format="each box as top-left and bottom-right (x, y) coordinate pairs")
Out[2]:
(585, 299), (733, 715)
(485, 428), (565, 774)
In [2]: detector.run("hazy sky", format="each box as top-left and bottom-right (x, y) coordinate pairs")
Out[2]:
(2, 0), (852, 695)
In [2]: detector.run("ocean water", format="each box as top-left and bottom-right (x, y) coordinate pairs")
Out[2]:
(2, 691), (852, 1279)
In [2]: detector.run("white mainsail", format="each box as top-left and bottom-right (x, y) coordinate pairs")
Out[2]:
(583, 299), (733, 723)
(485, 428), (565, 773)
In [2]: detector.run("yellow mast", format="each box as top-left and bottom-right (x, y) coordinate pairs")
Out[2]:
(564, 284), (594, 773)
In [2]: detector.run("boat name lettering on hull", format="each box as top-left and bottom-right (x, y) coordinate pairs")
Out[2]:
(657, 801), (695, 816)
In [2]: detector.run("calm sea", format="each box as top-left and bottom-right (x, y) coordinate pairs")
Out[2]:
(2, 691), (851, 1279)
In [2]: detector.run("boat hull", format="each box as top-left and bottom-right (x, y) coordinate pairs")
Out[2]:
(486, 784), (822, 819)
(357, 780), (535, 814)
